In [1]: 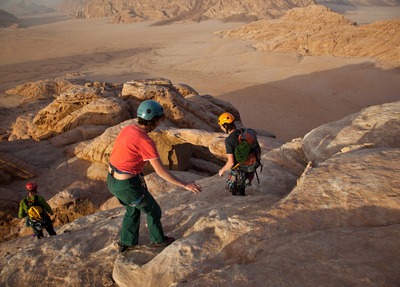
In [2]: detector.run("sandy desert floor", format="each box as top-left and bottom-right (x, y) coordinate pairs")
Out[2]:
(0, 6), (399, 141)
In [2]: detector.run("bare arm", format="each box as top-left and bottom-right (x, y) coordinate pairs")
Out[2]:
(219, 153), (235, 177)
(149, 158), (202, 195)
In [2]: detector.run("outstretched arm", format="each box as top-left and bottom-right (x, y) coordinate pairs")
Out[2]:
(149, 158), (202, 195)
(219, 153), (235, 177)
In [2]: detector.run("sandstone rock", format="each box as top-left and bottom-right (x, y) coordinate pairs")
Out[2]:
(111, 146), (400, 287)
(0, 146), (49, 183)
(10, 86), (131, 141)
(190, 157), (221, 175)
(302, 101), (400, 164)
(86, 162), (109, 181)
(254, 138), (308, 196)
(318, 0), (398, 7)
(73, 124), (283, 177)
(0, 188), (21, 215)
(8, 114), (37, 141)
(175, 83), (199, 97)
(49, 125), (109, 148)
(122, 79), (223, 132)
(72, 119), (137, 165)
(0, 101), (399, 286)
(145, 170), (206, 197)
(223, 5), (400, 67)
(110, 10), (148, 23)
(5, 78), (80, 100)
(0, 9), (22, 28)
(33, 88), (130, 140)
(59, 0), (314, 23)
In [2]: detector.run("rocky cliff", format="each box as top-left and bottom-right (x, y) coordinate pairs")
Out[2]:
(2, 0), (57, 15)
(58, 0), (314, 23)
(316, 0), (399, 6)
(0, 76), (280, 241)
(221, 4), (400, 67)
(0, 81), (398, 285)
(0, 9), (22, 28)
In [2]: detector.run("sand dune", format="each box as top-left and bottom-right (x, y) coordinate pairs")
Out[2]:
(0, 8), (399, 141)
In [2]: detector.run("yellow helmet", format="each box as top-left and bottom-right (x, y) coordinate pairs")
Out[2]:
(218, 112), (235, 125)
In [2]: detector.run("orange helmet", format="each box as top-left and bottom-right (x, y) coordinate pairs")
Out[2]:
(218, 113), (235, 125)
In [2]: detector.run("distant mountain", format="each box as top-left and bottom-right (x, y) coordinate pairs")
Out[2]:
(0, 9), (22, 27)
(59, 0), (314, 23)
(316, 0), (399, 6)
(5, 0), (57, 15)
(222, 5), (400, 67)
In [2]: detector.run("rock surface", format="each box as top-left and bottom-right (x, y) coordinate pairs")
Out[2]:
(0, 77), (281, 242)
(302, 101), (400, 164)
(222, 5), (400, 67)
(0, 100), (399, 286)
(0, 9), (22, 28)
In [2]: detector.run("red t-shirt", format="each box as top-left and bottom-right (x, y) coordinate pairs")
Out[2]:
(110, 124), (160, 174)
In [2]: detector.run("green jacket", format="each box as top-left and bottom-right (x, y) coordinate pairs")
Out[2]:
(18, 195), (54, 218)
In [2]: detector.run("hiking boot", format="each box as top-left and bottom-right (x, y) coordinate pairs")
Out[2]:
(151, 236), (174, 247)
(118, 242), (133, 253)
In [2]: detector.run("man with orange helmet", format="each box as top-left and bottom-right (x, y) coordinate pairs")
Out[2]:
(218, 112), (258, 196)
(218, 112), (238, 177)
(19, 181), (56, 239)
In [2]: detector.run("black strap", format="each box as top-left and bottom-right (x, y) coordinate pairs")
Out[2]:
(24, 195), (39, 208)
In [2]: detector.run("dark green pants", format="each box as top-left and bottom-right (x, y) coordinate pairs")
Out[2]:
(107, 172), (164, 246)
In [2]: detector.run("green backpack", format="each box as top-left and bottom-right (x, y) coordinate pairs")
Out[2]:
(234, 128), (263, 173)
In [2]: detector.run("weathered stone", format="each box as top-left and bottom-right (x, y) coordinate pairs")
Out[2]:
(302, 101), (400, 164)
(31, 89), (130, 140)
(0, 101), (399, 287)
(109, 10), (148, 23)
(73, 119), (137, 165)
(0, 188), (20, 215)
(5, 78), (80, 99)
(8, 114), (36, 141)
(175, 83), (199, 97)
(49, 125), (108, 148)
(223, 5), (400, 67)
(0, 149), (45, 182)
(59, 0), (313, 23)
(121, 79), (240, 132)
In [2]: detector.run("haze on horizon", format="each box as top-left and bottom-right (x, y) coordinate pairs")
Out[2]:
(0, 0), (62, 10)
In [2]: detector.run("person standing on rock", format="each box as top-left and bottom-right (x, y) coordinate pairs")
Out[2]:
(18, 181), (57, 239)
(107, 100), (202, 253)
(218, 112), (261, 196)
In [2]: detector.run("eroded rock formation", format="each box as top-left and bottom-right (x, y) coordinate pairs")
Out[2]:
(0, 9), (22, 28)
(0, 77), (281, 242)
(221, 5), (400, 67)
(59, 0), (314, 23)
(0, 100), (398, 286)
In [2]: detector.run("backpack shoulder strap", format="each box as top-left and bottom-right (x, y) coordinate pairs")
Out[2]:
(33, 195), (39, 206)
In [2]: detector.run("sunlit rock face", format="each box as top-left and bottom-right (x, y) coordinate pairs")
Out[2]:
(0, 98), (399, 286)
(222, 5), (400, 67)
(59, 0), (314, 23)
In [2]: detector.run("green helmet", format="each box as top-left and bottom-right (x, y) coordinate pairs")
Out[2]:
(137, 100), (164, 120)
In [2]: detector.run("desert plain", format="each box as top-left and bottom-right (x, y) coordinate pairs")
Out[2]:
(0, 5), (400, 141)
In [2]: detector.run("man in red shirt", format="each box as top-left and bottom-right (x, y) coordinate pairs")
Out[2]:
(107, 100), (202, 253)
